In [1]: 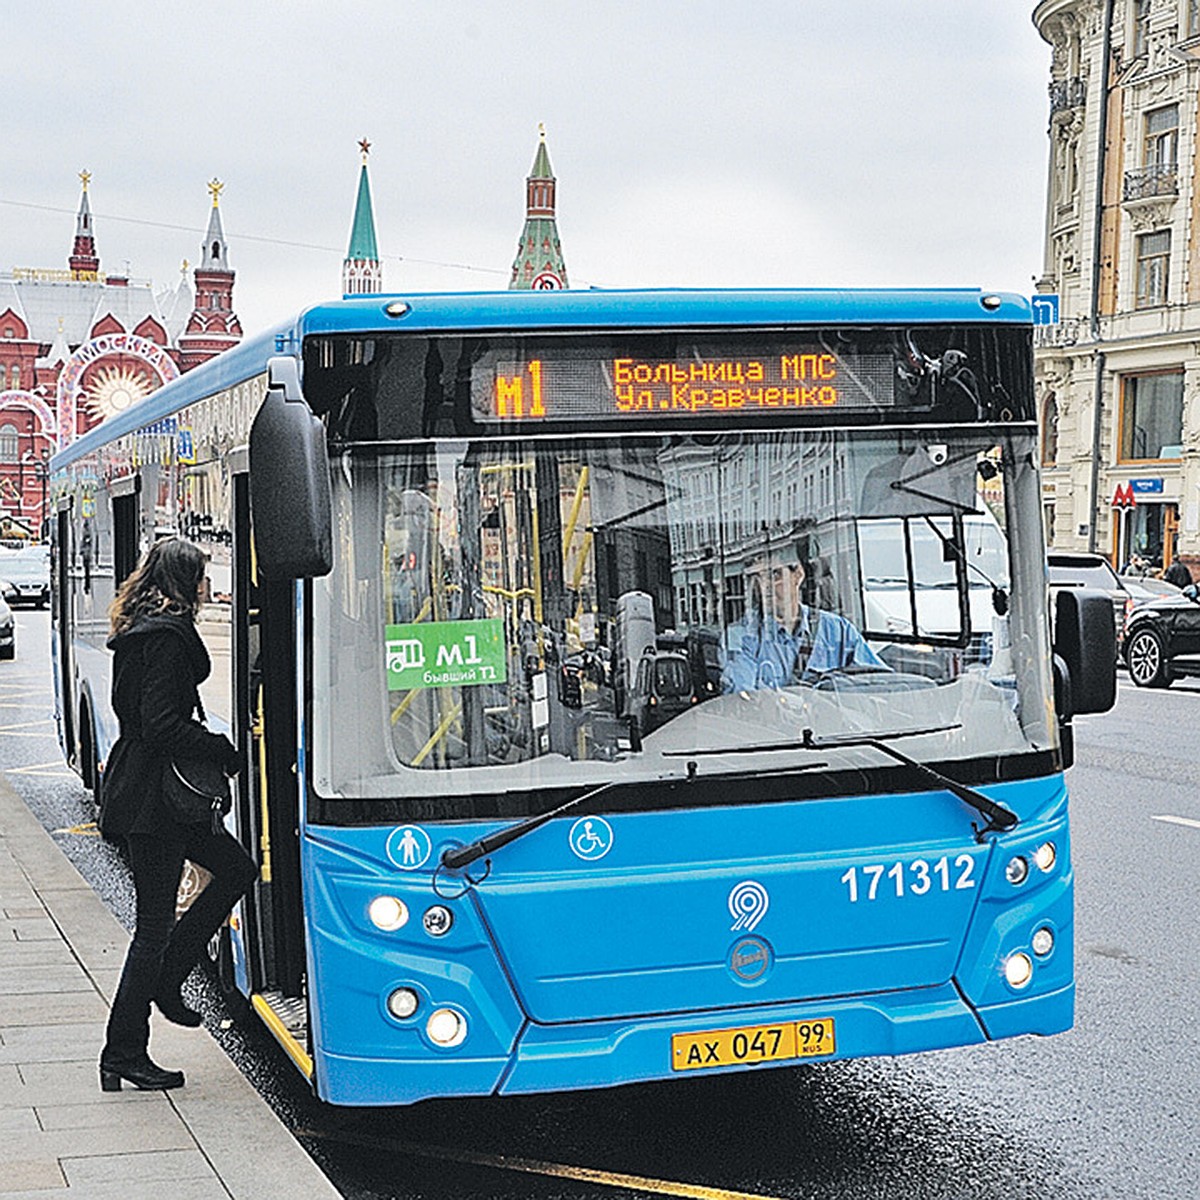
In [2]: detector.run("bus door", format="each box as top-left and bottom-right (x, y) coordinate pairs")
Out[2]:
(54, 505), (76, 764)
(232, 472), (305, 1000)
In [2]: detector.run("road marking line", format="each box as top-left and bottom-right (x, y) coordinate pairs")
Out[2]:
(4, 761), (74, 777)
(297, 1126), (785, 1200)
(53, 822), (99, 837)
(1151, 814), (1200, 830)
(0, 719), (54, 730)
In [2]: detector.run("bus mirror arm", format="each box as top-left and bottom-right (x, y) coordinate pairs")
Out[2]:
(801, 727), (1019, 842)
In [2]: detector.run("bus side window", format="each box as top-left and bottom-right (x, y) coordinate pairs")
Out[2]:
(113, 493), (140, 588)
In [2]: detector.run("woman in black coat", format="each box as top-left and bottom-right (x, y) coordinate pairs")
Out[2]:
(99, 537), (256, 1092)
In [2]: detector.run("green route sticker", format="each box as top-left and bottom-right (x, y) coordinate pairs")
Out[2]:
(385, 619), (508, 691)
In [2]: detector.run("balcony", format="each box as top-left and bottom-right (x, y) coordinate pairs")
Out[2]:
(1123, 163), (1178, 203)
(1049, 76), (1086, 116)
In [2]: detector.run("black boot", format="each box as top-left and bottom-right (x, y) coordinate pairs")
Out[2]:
(154, 989), (203, 1028)
(99, 1054), (185, 1091)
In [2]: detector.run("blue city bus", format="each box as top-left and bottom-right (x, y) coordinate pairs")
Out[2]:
(50, 289), (1115, 1106)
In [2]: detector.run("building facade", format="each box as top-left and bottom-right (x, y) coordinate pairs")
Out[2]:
(1034, 0), (1200, 575)
(0, 174), (241, 536)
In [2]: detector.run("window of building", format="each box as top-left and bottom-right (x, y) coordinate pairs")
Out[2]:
(0, 424), (17, 463)
(1133, 0), (1151, 56)
(1189, 0), (1200, 39)
(1145, 105), (1179, 168)
(10, 365), (17, 390)
(1136, 230), (1171, 308)
(1041, 392), (1059, 466)
(1120, 371), (1184, 461)
(0, 364), (5, 390)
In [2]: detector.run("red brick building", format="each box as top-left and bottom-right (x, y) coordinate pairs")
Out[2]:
(0, 173), (241, 536)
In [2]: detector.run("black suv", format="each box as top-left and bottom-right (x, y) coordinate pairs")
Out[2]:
(1123, 582), (1200, 687)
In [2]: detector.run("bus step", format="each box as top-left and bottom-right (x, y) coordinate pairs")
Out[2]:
(252, 990), (312, 1078)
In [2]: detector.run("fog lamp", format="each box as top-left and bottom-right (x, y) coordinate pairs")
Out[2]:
(1004, 952), (1034, 989)
(1032, 927), (1055, 958)
(386, 987), (420, 1020)
(426, 1007), (467, 1047)
(1005, 856), (1029, 886)
(423, 905), (454, 937)
(1033, 842), (1057, 873)
(368, 895), (409, 931)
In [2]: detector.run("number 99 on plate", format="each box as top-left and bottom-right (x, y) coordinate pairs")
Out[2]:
(671, 1018), (836, 1071)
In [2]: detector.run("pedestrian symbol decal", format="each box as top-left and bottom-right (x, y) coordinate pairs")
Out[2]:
(386, 825), (433, 871)
(728, 880), (770, 932)
(569, 816), (613, 861)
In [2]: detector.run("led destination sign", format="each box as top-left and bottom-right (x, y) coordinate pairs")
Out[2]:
(475, 346), (896, 423)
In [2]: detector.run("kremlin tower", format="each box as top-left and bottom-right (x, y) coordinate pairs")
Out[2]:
(178, 179), (242, 370)
(509, 125), (568, 290)
(68, 172), (100, 279)
(343, 138), (382, 295)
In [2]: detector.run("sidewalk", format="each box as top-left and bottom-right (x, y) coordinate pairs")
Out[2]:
(0, 774), (341, 1199)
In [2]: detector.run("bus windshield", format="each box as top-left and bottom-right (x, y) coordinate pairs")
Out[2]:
(312, 426), (1055, 804)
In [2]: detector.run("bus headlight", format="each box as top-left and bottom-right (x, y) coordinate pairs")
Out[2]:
(1004, 952), (1034, 989)
(426, 1007), (467, 1047)
(1033, 842), (1057, 873)
(386, 987), (420, 1020)
(368, 896), (409, 931)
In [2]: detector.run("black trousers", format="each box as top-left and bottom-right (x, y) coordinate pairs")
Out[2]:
(102, 821), (257, 1064)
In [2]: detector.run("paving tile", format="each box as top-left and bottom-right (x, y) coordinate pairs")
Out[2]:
(0, 1106), (38, 1132)
(0, 1020), (102, 1063)
(0, 965), (91, 995)
(61, 1147), (213, 1188)
(0, 939), (76, 966)
(0, 1159), (65, 1193)
(5, 1060), (159, 1107)
(10, 918), (58, 942)
(0, 990), (108, 1027)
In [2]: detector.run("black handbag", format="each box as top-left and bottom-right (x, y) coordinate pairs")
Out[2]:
(161, 697), (232, 834)
(162, 758), (231, 834)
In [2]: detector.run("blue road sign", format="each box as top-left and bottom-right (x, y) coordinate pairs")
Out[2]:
(1031, 295), (1060, 326)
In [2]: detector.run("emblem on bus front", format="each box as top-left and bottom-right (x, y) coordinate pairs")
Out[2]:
(728, 880), (770, 932)
(727, 935), (773, 983)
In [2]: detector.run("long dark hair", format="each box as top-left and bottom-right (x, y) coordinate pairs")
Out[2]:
(109, 537), (206, 636)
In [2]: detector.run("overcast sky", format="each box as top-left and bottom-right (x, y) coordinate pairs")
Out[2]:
(2, 2), (1053, 338)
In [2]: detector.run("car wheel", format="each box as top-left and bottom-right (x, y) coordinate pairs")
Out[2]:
(1126, 627), (1171, 688)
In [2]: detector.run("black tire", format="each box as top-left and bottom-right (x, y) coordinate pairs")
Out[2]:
(78, 704), (99, 795)
(1125, 627), (1171, 688)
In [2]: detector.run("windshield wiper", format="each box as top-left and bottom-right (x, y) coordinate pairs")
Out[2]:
(669, 724), (1017, 841)
(799, 726), (1018, 841)
(441, 781), (620, 871)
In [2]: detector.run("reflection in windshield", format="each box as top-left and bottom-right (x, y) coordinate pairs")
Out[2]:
(313, 429), (1055, 801)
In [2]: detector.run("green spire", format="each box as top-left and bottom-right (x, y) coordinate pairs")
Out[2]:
(510, 124), (568, 290)
(347, 160), (378, 261)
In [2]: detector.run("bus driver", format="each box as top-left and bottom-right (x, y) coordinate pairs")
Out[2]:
(723, 541), (887, 692)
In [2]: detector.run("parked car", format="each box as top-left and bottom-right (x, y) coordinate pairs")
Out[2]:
(628, 650), (695, 735)
(0, 593), (13, 659)
(1123, 583), (1200, 687)
(1047, 551), (1130, 647)
(0, 544), (50, 608)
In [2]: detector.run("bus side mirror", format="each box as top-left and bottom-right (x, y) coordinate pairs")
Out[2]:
(249, 357), (333, 579)
(1052, 588), (1116, 717)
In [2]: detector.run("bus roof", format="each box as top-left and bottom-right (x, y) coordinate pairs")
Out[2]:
(53, 288), (1030, 470)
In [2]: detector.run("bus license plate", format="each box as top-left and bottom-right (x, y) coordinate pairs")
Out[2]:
(671, 1019), (836, 1071)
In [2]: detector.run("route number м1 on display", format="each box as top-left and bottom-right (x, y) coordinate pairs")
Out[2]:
(385, 619), (507, 691)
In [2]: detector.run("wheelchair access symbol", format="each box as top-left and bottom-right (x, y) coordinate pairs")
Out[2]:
(568, 816), (613, 861)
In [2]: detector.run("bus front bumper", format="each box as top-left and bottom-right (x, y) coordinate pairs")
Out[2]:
(312, 978), (1073, 1106)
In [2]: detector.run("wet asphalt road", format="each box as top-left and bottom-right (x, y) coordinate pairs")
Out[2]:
(2, 607), (1197, 1200)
